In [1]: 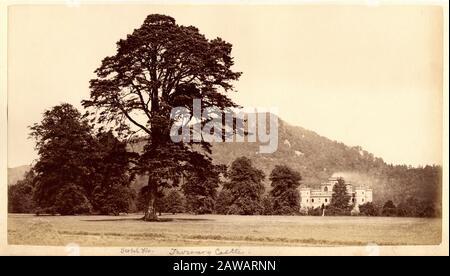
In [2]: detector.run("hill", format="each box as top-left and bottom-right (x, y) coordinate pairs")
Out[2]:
(7, 165), (31, 186)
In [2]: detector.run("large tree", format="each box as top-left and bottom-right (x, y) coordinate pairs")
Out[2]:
(90, 131), (136, 215)
(269, 165), (302, 215)
(220, 157), (265, 215)
(182, 155), (224, 214)
(30, 103), (98, 213)
(30, 104), (135, 215)
(83, 14), (242, 221)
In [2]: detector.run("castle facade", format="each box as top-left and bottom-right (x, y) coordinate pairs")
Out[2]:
(299, 177), (373, 209)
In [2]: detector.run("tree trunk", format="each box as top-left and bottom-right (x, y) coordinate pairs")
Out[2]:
(143, 177), (158, 221)
(143, 112), (162, 222)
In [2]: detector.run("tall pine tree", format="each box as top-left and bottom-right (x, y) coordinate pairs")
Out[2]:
(83, 14), (242, 221)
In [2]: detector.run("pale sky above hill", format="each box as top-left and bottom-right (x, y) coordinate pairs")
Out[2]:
(7, 4), (443, 167)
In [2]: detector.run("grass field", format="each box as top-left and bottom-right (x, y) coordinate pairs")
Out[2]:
(8, 214), (442, 247)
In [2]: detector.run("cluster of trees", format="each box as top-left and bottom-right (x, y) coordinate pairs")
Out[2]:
(9, 148), (305, 216)
(357, 199), (440, 218)
(214, 157), (302, 215)
(7, 95), (305, 217)
(9, 104), (136, 215)
(136, 157), (302, 216)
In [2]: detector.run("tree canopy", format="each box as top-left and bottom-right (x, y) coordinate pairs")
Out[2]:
(219, 157), (266, 215)
(30, 103), (97, 212)
(269, 165), (302, 215)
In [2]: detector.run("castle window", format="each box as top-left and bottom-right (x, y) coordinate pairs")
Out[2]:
(324, 187), (328, 192)
(306, 199), (309, 203)
(325, 199), (328, 202)
(362, 198), (364, 202)
(352, 198), (355, 203)
(312, 199), (314, 203)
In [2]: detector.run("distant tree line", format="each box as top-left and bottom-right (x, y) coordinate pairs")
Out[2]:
(357, 199), (440, 218)
(304, 196), (440, 218)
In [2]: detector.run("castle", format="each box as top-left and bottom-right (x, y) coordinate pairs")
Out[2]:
(299, 177), (373, 209)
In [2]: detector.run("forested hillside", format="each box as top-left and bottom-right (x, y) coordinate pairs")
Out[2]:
(210, 117), (441, 205)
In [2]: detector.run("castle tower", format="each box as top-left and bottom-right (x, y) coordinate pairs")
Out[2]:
(354, 187), (367, 205)
(299, 187), (311, 208)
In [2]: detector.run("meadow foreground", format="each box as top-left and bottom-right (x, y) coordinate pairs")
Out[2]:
(8, 214), (441, 247)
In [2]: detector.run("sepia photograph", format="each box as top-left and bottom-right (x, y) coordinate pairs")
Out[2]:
(0, 0), (448, 257)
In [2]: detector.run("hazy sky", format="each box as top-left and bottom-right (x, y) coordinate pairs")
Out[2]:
(7, 4), (443, 167)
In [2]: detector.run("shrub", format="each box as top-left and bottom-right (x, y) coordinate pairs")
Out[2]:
(397, 197), (439, 218)
(185, 195), (215, 214)
(382, 200), (397, 217)
(299, 207), (309, 216)
(359, 202), (380, 216)
(325, 205), (351, 216)
(308, 207), (323, 216)
(261, 195), (274, 215)
(54, 184), (92, 215)
(92, 185), (134, 215)
(8, 181), (35, 213)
